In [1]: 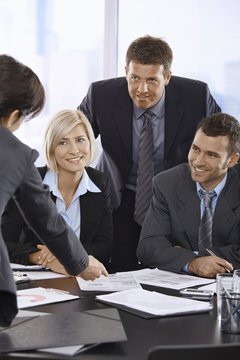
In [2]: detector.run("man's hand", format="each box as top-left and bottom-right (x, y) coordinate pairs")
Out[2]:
(188, 256), (233, 278)
(79, 255), (108, 281)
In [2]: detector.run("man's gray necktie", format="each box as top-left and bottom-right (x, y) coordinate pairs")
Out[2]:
(134, 110), (154, 226)
(198, 189), (216, 253)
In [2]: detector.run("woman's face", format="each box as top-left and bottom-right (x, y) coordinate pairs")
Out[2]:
(54, 124), (91, 175)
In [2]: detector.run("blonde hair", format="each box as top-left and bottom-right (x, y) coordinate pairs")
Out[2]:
(44, 109), (96, 172)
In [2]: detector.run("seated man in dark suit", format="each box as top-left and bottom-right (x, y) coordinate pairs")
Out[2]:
(137, 113), (240, 278)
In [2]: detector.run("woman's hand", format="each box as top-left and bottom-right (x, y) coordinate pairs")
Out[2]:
(29, 244), (56, 267)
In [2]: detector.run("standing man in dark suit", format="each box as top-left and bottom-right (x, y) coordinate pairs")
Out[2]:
(79, 35), (221, 272)
(137, 113), (240, 278)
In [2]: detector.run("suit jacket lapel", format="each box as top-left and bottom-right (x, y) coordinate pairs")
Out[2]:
(213, 170), (240, 244)
(51, 190), (101, 242)
(165, 81), (184, 157)
(80, 191), (103, 243)
(113, 83), (133, 160)
(176, 170), (200, 250)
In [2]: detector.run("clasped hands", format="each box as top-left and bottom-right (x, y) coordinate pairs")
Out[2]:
(29, 244), (108, 280)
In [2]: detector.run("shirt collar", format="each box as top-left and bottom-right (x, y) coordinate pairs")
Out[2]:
(43, 168), (101, 200)
(196, 173), (227, 198)
(133, 87), (166, 120)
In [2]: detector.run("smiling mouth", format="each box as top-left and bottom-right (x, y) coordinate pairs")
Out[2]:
(67, 157), (82, 163)
(193, 165), (207, 173)
(136, 92), (150, 98)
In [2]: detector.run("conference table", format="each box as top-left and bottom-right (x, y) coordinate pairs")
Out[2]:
(1, 276), (240, 360)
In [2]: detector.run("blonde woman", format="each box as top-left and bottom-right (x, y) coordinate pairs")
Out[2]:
(2, 110), (112, 273)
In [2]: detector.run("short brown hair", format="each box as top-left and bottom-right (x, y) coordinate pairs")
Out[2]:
(125, 35), (173, 76)
(197, 113), (240, 154)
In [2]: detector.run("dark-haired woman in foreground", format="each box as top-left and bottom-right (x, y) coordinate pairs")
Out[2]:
(0, 55), (107, 327)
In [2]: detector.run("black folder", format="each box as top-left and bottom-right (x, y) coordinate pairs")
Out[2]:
(0, 308), (127, 353)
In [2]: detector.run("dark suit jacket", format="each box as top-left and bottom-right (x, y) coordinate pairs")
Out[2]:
(2, 166), (113, 266)
(79, 76), (221, 209)
(137, 163), (240, 273)
(0, 125), (88, 326)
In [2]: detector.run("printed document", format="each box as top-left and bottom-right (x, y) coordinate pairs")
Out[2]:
(17, 287), (79, 309)
(77, 268), (214, 292)
(96, 288), (213, 316)
(77, 272), (142, 291)
(129, 268), (215, 290)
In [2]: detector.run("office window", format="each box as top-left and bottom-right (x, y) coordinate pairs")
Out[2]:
(1, 0), (240, 165)
(0, 0), (104, 165)
(118, 0), (240, 120)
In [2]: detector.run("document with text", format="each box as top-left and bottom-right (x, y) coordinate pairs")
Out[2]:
(128, 268), (215, 290)
(96, 288), (213, 317)
(77, 272), (142, 291)
(77, 268), (214, 292)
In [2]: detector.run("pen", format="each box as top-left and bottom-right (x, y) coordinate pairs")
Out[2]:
(46, 288), (70, 295)
(206, 248), (231, 273)
(13, 271), (28, 277)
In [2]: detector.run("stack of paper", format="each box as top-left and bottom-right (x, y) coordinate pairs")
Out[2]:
(96, 288), (213, 318)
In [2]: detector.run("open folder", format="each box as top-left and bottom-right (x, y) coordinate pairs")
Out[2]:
(0, 308), (127, 353)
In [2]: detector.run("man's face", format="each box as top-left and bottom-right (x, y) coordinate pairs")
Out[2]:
(125, 61), (171, 109)
(188, 129), (238, 191)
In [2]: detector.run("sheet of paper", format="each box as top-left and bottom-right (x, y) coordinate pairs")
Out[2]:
(38, 343), (98, 356)
(39, 345), (85, 356)
(17, 287), (79, 309)
(11, 263), (46, 271)
(17, 310), (49, 317)
(13, 270), (67, 281)
(197, 281), (216, 293)
(96, 288), (212, 316)
(125, 268), (215, 290)
(77, 272), (142, 291)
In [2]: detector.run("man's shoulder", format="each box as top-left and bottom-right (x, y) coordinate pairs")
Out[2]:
(90, 77), (127, 90)
(154, 163), (189, 184)
(170, 75), (207, 87)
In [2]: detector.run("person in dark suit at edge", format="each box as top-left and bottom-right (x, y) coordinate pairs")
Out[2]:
(78, 35), (221, 272)
(0, 55), (107, 327)
(2, 110), (112, 273)
(137, 113), (240, 278)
